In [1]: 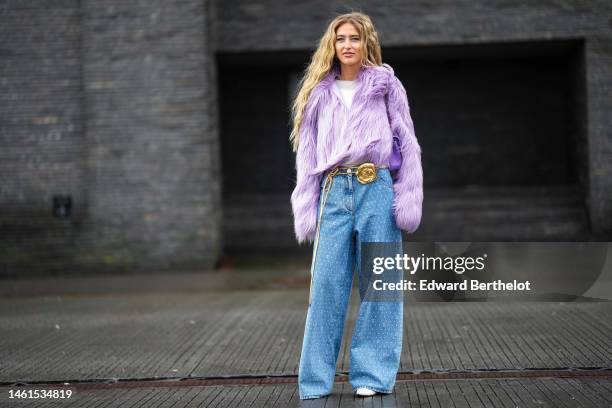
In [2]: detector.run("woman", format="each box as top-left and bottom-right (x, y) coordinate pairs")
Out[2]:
(289, 12), (423, 400)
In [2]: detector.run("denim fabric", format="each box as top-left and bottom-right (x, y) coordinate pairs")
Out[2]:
(298, 167), (404, 400)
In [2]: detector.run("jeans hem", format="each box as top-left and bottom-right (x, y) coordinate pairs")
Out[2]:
(352, 385), (394, 394)
(299, 393), (330, 400)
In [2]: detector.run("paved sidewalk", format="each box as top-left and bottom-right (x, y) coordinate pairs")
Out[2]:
(0, 269), (611, 407)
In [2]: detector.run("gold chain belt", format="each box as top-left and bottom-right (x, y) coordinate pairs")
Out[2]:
(326, 162), (387, 184)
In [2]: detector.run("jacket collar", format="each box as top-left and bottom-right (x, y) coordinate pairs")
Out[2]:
(312, 62), (394, 105)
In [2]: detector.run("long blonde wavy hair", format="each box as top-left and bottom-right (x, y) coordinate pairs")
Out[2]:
(289, 12), (383, 152)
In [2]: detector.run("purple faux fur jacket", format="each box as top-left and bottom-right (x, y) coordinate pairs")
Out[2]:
(290, 62), (423, 244)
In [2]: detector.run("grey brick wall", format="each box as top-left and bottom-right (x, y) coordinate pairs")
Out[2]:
(0, 1), (86, 275)
(215, 1), (612, 51)
(78, 0), (221, 273)
(1, 0), (221, 276)
(585, 37), (612, 234)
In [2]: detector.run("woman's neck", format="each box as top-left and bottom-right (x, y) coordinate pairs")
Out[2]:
(337, 63), (360, 81)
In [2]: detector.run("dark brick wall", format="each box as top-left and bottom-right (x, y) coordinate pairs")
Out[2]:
(216, 1), (612, 51)
(585, 37), (612, 234)
(78, 0), (221, 274)
(1, 0), (221, 276)
(0, 1), (86, 275)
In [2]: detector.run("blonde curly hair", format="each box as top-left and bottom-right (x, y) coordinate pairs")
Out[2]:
(289, 11), (383, 152)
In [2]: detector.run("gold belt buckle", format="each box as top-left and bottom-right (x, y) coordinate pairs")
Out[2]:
(356, 163), (377, 184)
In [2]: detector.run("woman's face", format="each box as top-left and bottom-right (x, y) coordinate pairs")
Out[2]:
(335, 23), (362, 67)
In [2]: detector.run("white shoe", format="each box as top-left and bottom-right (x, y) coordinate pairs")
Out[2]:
(355, 387), (377, 397)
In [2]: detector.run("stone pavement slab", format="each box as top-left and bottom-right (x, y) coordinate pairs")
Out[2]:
(0, 289), (610, 382)
(0, 270), (610, 407)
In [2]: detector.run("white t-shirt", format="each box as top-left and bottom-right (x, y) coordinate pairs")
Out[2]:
(335, 79), (357, 109)
(334, 79), (360, 166)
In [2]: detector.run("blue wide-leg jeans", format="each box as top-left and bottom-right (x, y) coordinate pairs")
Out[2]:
(298, 167), (404, 400)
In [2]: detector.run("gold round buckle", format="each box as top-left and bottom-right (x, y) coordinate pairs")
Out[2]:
(356, 163), (377, 184)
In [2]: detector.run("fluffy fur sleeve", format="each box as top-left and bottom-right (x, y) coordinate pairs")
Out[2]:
(290, 95), (322, 245)
(386, 75), (424, 233)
